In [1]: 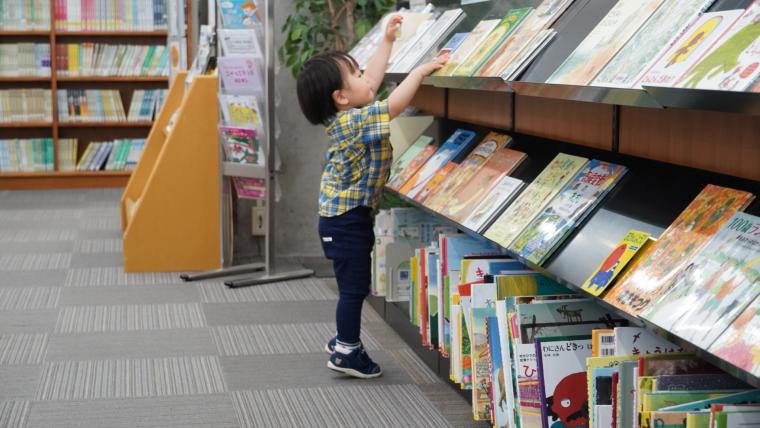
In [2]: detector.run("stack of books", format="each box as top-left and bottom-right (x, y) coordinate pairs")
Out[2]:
(0, 44), (51, 76)
(76, 139), (146, 171)
(56, 44), (169, 77)
(0, 0), (51, 30)
(127, 89), (166, 121)
(56, 89), (127, 122)
(54, 0), (168, 32)
(0, 139), (55, 172)
(0, 89), (53, 122)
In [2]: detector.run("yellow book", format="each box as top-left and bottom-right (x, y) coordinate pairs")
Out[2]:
(580, 230), (652, 297)
(686, 411), (711, 428)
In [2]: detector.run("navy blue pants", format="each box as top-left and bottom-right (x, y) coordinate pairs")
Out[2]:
(318, 206), (374, 345)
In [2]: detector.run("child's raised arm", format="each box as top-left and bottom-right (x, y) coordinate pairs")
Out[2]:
(388, 54), (448, 119)
(364, 14), (403, 94)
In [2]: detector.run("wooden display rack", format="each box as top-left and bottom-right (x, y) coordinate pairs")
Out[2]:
(120, 72), (222, 272)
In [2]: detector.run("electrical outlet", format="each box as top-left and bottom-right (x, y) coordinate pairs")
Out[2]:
(251, 206), (266, 236)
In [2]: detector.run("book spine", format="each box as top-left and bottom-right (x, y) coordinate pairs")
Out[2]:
(535, 338), (549, 428)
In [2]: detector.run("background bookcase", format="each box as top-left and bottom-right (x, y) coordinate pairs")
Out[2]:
(0, 1), (192, 190)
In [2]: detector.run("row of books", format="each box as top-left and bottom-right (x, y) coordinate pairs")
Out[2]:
(127, 89), (167, 122)
(0, 89), (53, 123)
(0, 0), (51, 31)
(56, 44), (169, 77)
(56, 89), (127, 122)
(76, 139), (146, 171)
(0, 44), (51, 77)
(0, 139), (55, 172)
(354, 0), (760, 92)
(53, 0), (169, 32)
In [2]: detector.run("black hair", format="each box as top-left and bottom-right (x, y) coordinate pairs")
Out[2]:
(296, 51), (359, 125)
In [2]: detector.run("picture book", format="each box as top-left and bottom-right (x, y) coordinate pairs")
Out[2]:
(233, 177), (265, 199)
(386, 19), (436, 71)
(617, 360), (639, 428)
(592, 0), (712, 88)
(586, 355), (642, 428)
(535, 335), (593, 428)
(605, 184), (754, 316)
(613, 327), (681, 356)
(459, 282), (475, 388)
(219, 126), (263, 165)
(500, 29), (557, 81)
(388, 135), (434, 183)
(219, 94), (263, 129)
(438, 32), (469, 57)
(642, 391), (735, 428)
(218, 55), (265, 97)
(708, 294), (760, 378)
(218, 29), (263, 58)
(452, 8), (533, 77)
(476, 0), (575, 77)
(414, 161), (457, 203)
(485, 153), (587, 249)
(424, 248), (440, 349)
(510, 159), (627, 265)
(638, 10), (744, 89)
(645, 212), (760, 350)
(386, 142), (437, 191)
(425, 132), (511, 213)
(441, 147), (527, 224)
(546, 0), (664, 85)
(653, 374), (751, 392)
(434, 19), (500, 76)
(219, 0), (262, 30)
(471, 281), (498, 420)
(591, 368), (614, 428)
(388, 8), (464, 73)
(580, 230), (652, 297)
(410, 254), (419, 322)
(713, 411), (760, 428)
(656, 390), (760, 412)
(398, 128), (478, 199)
(390, 207), (456, 245)
(385, 241), (415, 302)
(462, 175), (524, 233)
(678, 3), (760, 91)
(388, 12), (436, 64)
(487, 315), (507, 427)
(414, 248), (428, 329)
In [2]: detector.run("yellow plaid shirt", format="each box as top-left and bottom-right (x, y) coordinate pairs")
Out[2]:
(319, 100), (392, 217)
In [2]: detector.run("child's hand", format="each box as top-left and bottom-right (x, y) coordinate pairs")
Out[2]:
(413, 53), (450, 77)
(384, 15), (403, 43)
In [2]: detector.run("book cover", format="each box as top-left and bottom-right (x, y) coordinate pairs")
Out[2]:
(414, 161), (457, 203)
(233, 177), (265, 199)
(580, 230), (652, 297)
(462, 175), (524, 233)
(592, 0), (712, 88)
(546, 0), (664, 85)
(657, 390), (760, 413)
(471, 281), (498, 421)
(639, 11), (744, 88)
(678, 3), (760, 91)
(458, 282), (475, 389)
(452, 8), (533, 77)
(708, 294), (760, 378)
(386, 143), (437, 191)
(510, 159), (628, 265)
(500, 29), (557, 81)
(535, 335), (593, 428)
(424, 248), (440, 349)
(219, 126), (263, 165)
(219, 94), (263, 128)
(388, 135), (434, 184)
(613, 327), (681, 356)
(487, 315), (505, 426)
(388, 12), (436, 63)
(441, 147), (527, 224)
(217, 55), (264, 97)
(605, 185), (754, 316)
(218, 0), (262, 30)
(388, 8), (464, 73)
(438, 32), (469, 57)
(425, 132), (511, 213)
(654, 374), (751, 392)
(399, 128), (477, 199)
(218, 28), (263, 58)
(485, 153), (587, 249)
(434, 19), (500, 76)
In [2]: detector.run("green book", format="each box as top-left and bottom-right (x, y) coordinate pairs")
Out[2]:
(141, 46), (157, 75)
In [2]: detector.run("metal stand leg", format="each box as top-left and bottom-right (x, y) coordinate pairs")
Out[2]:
(179, 262), (265, 282)
(224, 267), (314, 288)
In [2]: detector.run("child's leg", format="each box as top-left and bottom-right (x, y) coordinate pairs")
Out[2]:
(332, 252), (371, 345)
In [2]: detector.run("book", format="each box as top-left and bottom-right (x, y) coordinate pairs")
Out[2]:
(485, 153), (588, 249)
(580, 230), (652, 297)
(678, 3), (760, 91)
(0, 43), (51, 77)
(218, 29), (263, 58)
(592, 0), (713, 88)
(638, 10), (745, 89)
(643, 212), (760, 349)
(1, 0), (51, 30)
(233, 177), (266, 199)
(219, 126), (263, 165)
(54, 0), (167, 31)
(219, 94), (263, 129)
(386, 138), (437, 191)
(440, 147), (527, 224)
(218, 55), (265, 97)
(388, 11), (437, 64)
(487, 316), (507, 426)
(708, 294), (759, 378)
(398, 128), (478, 199)
(424, 132), (511, 213)
(510, 159), (627, 265)
(57, 44), (168, 77)
(653, 374), (751, 392)
(389, 135), (433, 183)
(453, 8), (533, 77)
(387, 8), (464, 73)
(546, 0), (665, 85)
(218, 0), (262, 30)
(471, 281), (499, 421)
(605, 184), (754, 316)
(613, 327), (681, 356)
(500, 29), (557, 81)
(462, 175), (524, 234)
(434, 19), (500, 76)
(438, 32), (469, 57)
(414, 161), (457, 203)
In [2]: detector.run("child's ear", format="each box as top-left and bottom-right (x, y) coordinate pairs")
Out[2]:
(332, 89), (349, 108)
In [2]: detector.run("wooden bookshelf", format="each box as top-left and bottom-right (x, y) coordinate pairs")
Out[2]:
(0, 1), (190, 189)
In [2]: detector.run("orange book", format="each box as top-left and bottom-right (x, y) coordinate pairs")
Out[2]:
(414, 161), (457, 203)
(386, 144), (437, 191)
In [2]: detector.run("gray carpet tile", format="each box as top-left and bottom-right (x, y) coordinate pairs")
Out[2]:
(0, 253), (72, 271)
(0, 208), (82, 222)
(26, 395), (240, 428)
(196, 277), (337, 303)
(0, 272), (67, 288)
(211, 323), (381, 357)
(0, 288), (60, 310)
(55, 303), (207, 334)
(69, 252), (124, 268)
(0, 400), (30, 428)
(59, 284), (200, 306)
(36, 356), (227, 401)
(72, 239), (122, 253)
(203, 300), (381, 326)
(0, 366), (42, 400)
(418, 385), (491, 428)
(45, 329), (218, 361)
(77, 217), (121, 230)
(0, 311), (59, 335)
(0, 241), (76, 256)
(64, 267), (182, 287)
(74, 229), (123, 240)
(0, 333), (48, 365)
(362, 320), (417, 351)
(231, 384), (452, 428)
(0, 229), (77, 242)
(386, 349), (441, 386)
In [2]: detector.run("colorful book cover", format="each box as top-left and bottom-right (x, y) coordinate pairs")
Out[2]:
(494, 301), (516, 428)
(452, 8), (533, 77)
(217, 55), (265, 96)
(580, 230), (652, 297)
(510, 160), (628, 265)
(657, 390), (760, 412)
(398, 128), (477, 199)
(388, 135), (434, 183)
(535, 335), (593, 428)
(434, 19), (500, 76)
(425, 249), (440, 349)
(219, 126), (263, 165)
(409, 254), (419, 324)
(592, 0), (712, 88)
(613, 327), (681, 356)
(678, 3), (760, 91)
(439, 32), (469, 57)
(644, 212), (760, 350)
(471, 281), (498, 421)
(638, 10), (744, 89)
(386, 144), (437, 191)
(414, 161), (457, 203)
(485, 153), (588, 249)
(476, 0), (576, 78)
(425, 132), (511, 213)
(546, 0), (664, 85)
(441, 147), (527, 224)
(708, 294), (760, 378)
(487, 315), (505, 426)
(605, 185), (754, 316)
(459, 282), (475, 389)
(233, 177), (265, 199)
(218, 0), (262, 30)
(642, 391), (735, 428)
(462, 175), (524, 233)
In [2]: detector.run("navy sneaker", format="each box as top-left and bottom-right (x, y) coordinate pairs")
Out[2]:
(325, 336), (336, 354)
(327, 347), (382, 379)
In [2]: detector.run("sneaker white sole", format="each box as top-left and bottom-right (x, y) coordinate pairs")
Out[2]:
(325, 344), (333, 354)
(327, 361), (382, 379)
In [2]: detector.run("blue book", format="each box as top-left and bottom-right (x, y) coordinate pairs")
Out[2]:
(440, 32), (470, 55)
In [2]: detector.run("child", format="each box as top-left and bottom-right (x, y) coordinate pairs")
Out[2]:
(296, 15), (448, 379)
